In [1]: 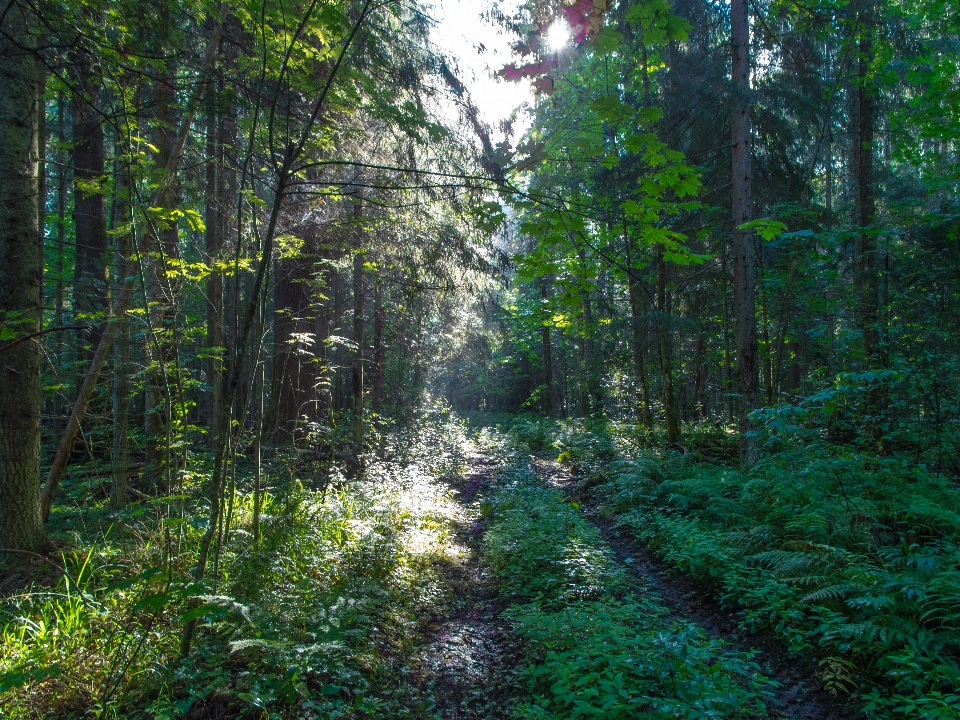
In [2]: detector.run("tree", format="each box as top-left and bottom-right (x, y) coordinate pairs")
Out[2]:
(730, 0), (759, 466)
(0, 2), (44, 551)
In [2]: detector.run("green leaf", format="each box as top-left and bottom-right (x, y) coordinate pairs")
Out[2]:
(133, 592), (174, 611)
(591, 29), (622, 54)
(591, 97), (632, 124)
(0, 665), (62, 692)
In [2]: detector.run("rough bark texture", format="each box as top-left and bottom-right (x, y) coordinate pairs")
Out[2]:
(0, 8), (44, 550)
(71, 58), (109, 363)
(656, 247), (680, 444)
(205, 96), (224, 448)
(371, 276), (383, 413)
(352, 201), (364, 467)
(850, 6), (881, 435)
(731, 0), (759, 466)
(144, 69), (180, 490)
(111, 164), (132, 509)
(625, 236), (653, 432)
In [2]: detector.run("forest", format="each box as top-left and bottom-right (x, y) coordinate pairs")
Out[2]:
(1, 0), (958, 716)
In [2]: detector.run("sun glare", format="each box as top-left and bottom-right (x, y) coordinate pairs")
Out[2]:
(545, 19), (571, 52)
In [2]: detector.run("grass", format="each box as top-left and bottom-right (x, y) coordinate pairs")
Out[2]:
(508, 416), (960, 720)
(479, 436), (772, 719)
(0, 403), (470, 719)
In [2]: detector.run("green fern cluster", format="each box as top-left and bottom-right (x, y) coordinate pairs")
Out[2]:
(596, 448), (960, 719)
(484, 455), (772, 718)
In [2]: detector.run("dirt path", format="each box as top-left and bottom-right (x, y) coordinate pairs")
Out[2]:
(406, 454), (518, 719)
(529, 456), (858, 720)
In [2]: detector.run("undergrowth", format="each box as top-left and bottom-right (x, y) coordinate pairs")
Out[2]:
(0, 402), (469, 719)
(480, 442), (772, 719)
(519, 417), (960, 719)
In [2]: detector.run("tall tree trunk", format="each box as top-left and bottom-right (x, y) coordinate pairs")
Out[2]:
(731, 0), (759, 465)
(352, 200), (364, 469)
(144, 69), (180, 490)
(625, 232), (653, 432)
(656, 247), (680, 444)
(371, 275), (383, 414)
(0, 9), (44, 550)
(53, 99), (67, 422)
(111, 158), (132, 509)
(205, 88), (224, 448)
(71, 59), (109, 368)
(721, 238), (735, 425)
(851, 4), (881, 437)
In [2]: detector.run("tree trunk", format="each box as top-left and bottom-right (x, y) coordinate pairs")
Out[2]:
(144, 68), (181, 491)
(205, 88), (224, 448)
(352, 200), (364, 469)
(624, 232), (653, 432)
(53, 98), (67, 422)
(371, 275), (383, 414)
(657, 247), (681, 444)
(850, 5), (881, 436)
(0, 10), (44, 550)
(271, 228), (318, 443)
(731, 0), (759, 466)
(111, 160), (132, 509)
(71, 58), (109, 366)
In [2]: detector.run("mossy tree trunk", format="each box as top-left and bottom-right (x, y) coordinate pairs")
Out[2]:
(0, 5), (44, 550)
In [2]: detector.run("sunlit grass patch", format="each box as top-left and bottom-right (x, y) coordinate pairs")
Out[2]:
(1, 409), (472, 718)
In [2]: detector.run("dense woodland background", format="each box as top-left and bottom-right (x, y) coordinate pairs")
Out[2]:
(1, 0), (959, 716)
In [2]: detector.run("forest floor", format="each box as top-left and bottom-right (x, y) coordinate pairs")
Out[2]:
(0, 425), (868, 719)
(404, 453), (518, 719)
(403, 442), (850, 719)
(528, 455), (852, 720)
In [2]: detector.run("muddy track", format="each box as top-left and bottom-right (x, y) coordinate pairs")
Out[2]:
(529, 455), (859, 720)
(406, 454), (519, 719)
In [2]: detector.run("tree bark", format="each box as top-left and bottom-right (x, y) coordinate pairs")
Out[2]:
(850, 4), (881, 436)
(272, 227), (319, 442)
(371, 275), (383, 414)
(731, 0), (759, 466)
(53, 98), (67, 422)
(656, 247), (680, 444)
(624, 231), (653, 432)
(143, 65), (181, 491)
(111, 159), (132, 509)
(352, 200), (364, 470)
(0, 8), (44, 550)
(70, 57), (109, 366)
(205, 86), (224, 448)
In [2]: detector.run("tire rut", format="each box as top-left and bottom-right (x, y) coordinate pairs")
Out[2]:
(406, 454), (518, 719)
(529, 455), (858, 720)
